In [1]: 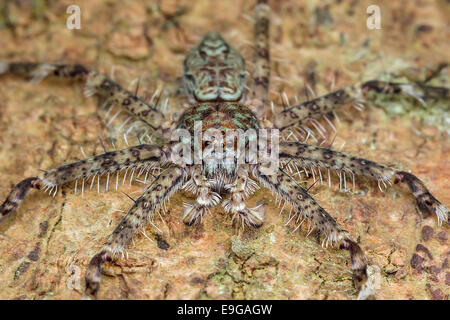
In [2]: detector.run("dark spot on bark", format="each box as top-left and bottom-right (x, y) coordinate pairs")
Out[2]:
(410, 253), (424, 269)
(27, 243), (40, 261)
(191, 277), (204, 285)
(14, 261), (31, 280)
(421, 225), (434, 241)
(416, 244), (433, 260)
(416, 24), (433, 34)
(436, 231), (447, 242)
(429, 265), (441, 276)
(39, 221), (49, 237)
(426, 284), (443, 300)
(156, 236), (170, 250)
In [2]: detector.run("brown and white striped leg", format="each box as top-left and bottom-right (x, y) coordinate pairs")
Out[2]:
(394, 171), (448, 225)
(0, 177), (41, 221)
(0, 62), (166, 141)
(249, 0), (271, 119)
(0, 62), (89, 82)
(274, 81), (450, 131)
(84, 72), (166, 137)
(182, 166), (221, 225)
(0, 144), (164, 221)
(85, 166), (185, 298)
(255, 167), (368, 292)
(279, 142), (449, 225)
(222, 166), (264, 228)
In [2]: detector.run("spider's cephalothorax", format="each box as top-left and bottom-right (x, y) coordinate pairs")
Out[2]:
(177, 101), (260, 179)
(0, 0), (448, 299)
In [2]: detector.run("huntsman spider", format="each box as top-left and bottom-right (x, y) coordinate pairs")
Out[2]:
(0, 0), (448, 299)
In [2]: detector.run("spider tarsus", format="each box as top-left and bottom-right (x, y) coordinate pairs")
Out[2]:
(84, 250), (112, 299)
(0, 177), (41, 221)
(236, 205), (265, 229)
(395, 171), (449, 225)
(0, 62), (90, 82)
(182, 203), (208, 226)
(184, 219), (196, 227)
(247, 218), (264, 229)
(340, 238), (369, 293)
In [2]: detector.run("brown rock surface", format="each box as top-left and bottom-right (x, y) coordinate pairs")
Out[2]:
(0, 0), (448, 299)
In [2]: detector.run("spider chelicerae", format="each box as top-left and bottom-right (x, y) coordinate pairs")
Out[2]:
(0, 0), (448, 299)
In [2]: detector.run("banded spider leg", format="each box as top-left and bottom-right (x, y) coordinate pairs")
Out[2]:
(0, 140), (185, 298)
(248, 0), (271, 119)
(0, 58), (187, 298)
(278, 142), (449, 224)
(0, 144), (166, 222)
(268, 141), (448, 295)
(85, 165), (186, 297)
(274, 80), (450, 133)
(0, 62), (168, 143)
(255, 167), (368, 292)
(273, 74), (450, 225)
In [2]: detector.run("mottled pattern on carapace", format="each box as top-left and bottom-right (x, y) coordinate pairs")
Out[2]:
(177, 102), (260, 133)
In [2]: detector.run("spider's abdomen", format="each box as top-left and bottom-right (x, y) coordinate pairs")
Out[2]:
(183, 32), (246, 102)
